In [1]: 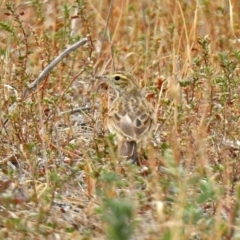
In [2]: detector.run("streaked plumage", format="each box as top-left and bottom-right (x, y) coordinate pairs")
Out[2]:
(106, 71), (155, 164)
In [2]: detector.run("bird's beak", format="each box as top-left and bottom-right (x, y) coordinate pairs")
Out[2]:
(95, 75), (109, 92)
(95, 75), (108, 80)
(95, 74), (110, 85)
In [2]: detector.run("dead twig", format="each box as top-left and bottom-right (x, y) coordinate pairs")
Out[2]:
(22, 37), (88, 98)
(3, 37), (89, 126)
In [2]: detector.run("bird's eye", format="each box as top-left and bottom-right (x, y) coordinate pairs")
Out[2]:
(114, 75), (121, 81)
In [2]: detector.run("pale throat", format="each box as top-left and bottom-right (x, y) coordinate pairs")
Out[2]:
(117, 84), (139, 96)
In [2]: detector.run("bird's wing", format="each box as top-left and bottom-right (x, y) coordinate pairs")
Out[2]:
(109, 100), (154, 141)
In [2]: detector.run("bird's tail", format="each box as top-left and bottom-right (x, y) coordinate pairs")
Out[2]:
(118, 141), (138, 164)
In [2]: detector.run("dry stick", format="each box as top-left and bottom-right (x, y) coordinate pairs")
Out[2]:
(98, 0), (114, 58)
(60, 107), (91, 116)
(4, 37), (88, 125)
(96, 0), (114, 72)
(22, 37), (88, 98)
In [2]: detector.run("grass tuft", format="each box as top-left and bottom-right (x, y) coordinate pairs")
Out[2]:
(1, 0), (240, 239)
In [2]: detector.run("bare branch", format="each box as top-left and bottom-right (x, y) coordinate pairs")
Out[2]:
(22, 37), (88, 98)
(4, 37), (89, 126)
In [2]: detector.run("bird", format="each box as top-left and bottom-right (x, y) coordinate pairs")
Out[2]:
(105, 71), (155, 164)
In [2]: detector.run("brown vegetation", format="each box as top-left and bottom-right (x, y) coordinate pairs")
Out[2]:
(1, 0), (240, 239)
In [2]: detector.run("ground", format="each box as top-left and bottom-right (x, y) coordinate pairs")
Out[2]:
(1, 0), (240, 239)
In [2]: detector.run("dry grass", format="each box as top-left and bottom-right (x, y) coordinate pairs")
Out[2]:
(1, 0), (240, 239)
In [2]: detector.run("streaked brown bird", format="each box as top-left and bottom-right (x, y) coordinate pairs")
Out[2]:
(105, 71), (155, 164)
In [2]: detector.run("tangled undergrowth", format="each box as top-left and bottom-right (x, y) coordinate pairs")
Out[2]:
(1, 0), (240, 239)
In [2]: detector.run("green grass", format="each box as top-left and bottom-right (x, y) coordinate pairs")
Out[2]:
(1, 0), (240, 239)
